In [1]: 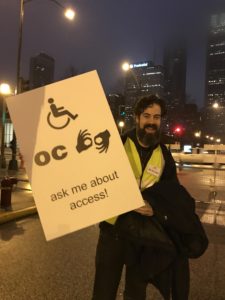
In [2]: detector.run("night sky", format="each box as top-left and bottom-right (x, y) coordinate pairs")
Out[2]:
(0, 0), (225, 108)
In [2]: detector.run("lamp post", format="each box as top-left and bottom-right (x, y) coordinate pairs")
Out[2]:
(212, 102), (219, 109)
(0, 83), (13, 168)
(122, 61), (140, 90)
(121, 61), (141, 99)
(8, 0), (75, 170)
(121, 62), (140, 130)
(122, 62), (130, 72)
(118, 120), (125, 135)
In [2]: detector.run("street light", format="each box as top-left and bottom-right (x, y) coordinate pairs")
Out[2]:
(121, 61), (140, 110)
(121, 61), (140, 87)
(0, 83), (13, 168)
(212, 102), (219, 109)
(16, 0), (75, 92)
(8, 0), (75, 170)
(64, 8), (75, 20)
(118, 121), (125, 135)
(0, 84), (12, 96)
(122, 62), (130, 71)
(194, 131), (201, 138)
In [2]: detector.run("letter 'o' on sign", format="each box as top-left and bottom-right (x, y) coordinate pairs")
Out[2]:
(34, 151), (51, 166)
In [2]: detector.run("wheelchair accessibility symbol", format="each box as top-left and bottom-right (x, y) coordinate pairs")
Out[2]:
(47, 98), (78, 129)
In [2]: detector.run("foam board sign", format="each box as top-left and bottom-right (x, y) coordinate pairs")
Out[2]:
(6, 71), (144, 240)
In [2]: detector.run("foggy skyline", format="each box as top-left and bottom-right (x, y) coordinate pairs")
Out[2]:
(0, 0), (225, 108)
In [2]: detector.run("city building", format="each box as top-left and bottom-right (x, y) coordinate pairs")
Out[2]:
(163, 44), (187, 111)
(107, 93), (125, 121)
(106, 93), (134, 133)
(204, 12), (225, 141)
(29, 53), (55, 89)
(124, 61), (165, 108)
(163, 43), (187, 137)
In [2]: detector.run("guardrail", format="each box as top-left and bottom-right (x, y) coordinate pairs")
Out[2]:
(177, 164), (225, 204)
(172, 153), (225, 166)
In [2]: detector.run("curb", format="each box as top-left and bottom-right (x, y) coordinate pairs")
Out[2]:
(0, 206), (37, 225)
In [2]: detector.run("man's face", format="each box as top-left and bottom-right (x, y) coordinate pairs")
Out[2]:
(136, 103), (162, 147)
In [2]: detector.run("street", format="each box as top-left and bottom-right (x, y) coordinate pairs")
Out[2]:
(0, 215), (225, 300)
(0, 167), (225, 300)
(0, 216), (97, 300)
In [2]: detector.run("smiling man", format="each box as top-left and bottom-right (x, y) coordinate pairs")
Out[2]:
(92, 95), (208, 300)
(135, 99), (162, 149)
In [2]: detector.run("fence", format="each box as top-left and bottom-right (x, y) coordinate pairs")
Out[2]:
(177, 165), (225, 203)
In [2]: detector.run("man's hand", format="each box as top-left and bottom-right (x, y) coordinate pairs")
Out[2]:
(134, 201), (154, 216)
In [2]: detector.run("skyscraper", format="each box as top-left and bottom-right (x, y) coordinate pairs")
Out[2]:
(163, 44), (187, 138)
(205, 12), (225, 140)
(29, 53), (55, 89)
(163, 44), (187, 111)
(124, 61), (165, 108)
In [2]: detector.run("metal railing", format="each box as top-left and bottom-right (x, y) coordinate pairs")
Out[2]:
(177, 164), (225, 203)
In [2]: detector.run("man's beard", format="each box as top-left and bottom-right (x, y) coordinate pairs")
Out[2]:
(136, 124), (161, 147)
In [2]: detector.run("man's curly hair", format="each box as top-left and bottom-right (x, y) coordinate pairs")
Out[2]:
(134, 95), (167, 117)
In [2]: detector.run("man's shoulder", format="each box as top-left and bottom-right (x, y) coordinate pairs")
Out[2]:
(121, 128), (136, 144)
(159, 143), (173, 161)
(159, 142), (169, 151)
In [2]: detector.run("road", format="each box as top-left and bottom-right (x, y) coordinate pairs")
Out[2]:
(0, 216), (225, 300)
(0, 167), (225, 300)
(0, 216), (97, 300)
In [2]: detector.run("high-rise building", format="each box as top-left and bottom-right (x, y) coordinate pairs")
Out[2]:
(163, 44), (187, 138)
(124, 61), (165, 108)
(163, 44), (187, 111)
(204, 12), (225, 140)
(106, 93), (125, 121)
(29, 53), (55, 89)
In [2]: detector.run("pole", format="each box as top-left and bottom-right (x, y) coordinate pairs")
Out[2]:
(8, 0), (24, 170)
(213, 144), (217, 186)
(17, 0), (24, 93)
(1, 99), (6, 168)
(49, 0), (64, 9)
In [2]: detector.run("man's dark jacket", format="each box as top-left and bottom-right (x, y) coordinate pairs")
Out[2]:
(115, 129), (208, 299)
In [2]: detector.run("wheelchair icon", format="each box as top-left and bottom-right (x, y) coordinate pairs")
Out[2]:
(47, 112), (71, 129)
(47, 98), (78, 130)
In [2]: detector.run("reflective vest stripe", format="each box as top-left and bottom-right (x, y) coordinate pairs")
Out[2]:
(105, 138), (164, 225)
(125, 139), (164, 190)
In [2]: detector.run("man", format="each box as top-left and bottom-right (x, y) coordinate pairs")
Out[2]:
(92, 95), (208, 300)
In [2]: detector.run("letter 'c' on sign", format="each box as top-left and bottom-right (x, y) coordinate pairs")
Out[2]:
(52, 145), (68, 160)
(34, 145), (68, 166)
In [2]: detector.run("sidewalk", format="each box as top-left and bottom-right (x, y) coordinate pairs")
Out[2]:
(0, 166), (224, 226)
(0, 167), (37, 224)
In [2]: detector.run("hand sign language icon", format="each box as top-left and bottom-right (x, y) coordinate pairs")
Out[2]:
(76, 129), (93, 153)
(94, 130), (110, 153)
(76, 129), (111, 154)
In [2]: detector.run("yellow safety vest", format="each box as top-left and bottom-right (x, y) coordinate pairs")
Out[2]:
(106, 138), (165, 225)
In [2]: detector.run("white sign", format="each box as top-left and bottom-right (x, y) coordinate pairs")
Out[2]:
(6, 71), (144, 241)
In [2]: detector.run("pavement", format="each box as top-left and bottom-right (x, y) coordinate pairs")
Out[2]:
(0, 166), (225, 226)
